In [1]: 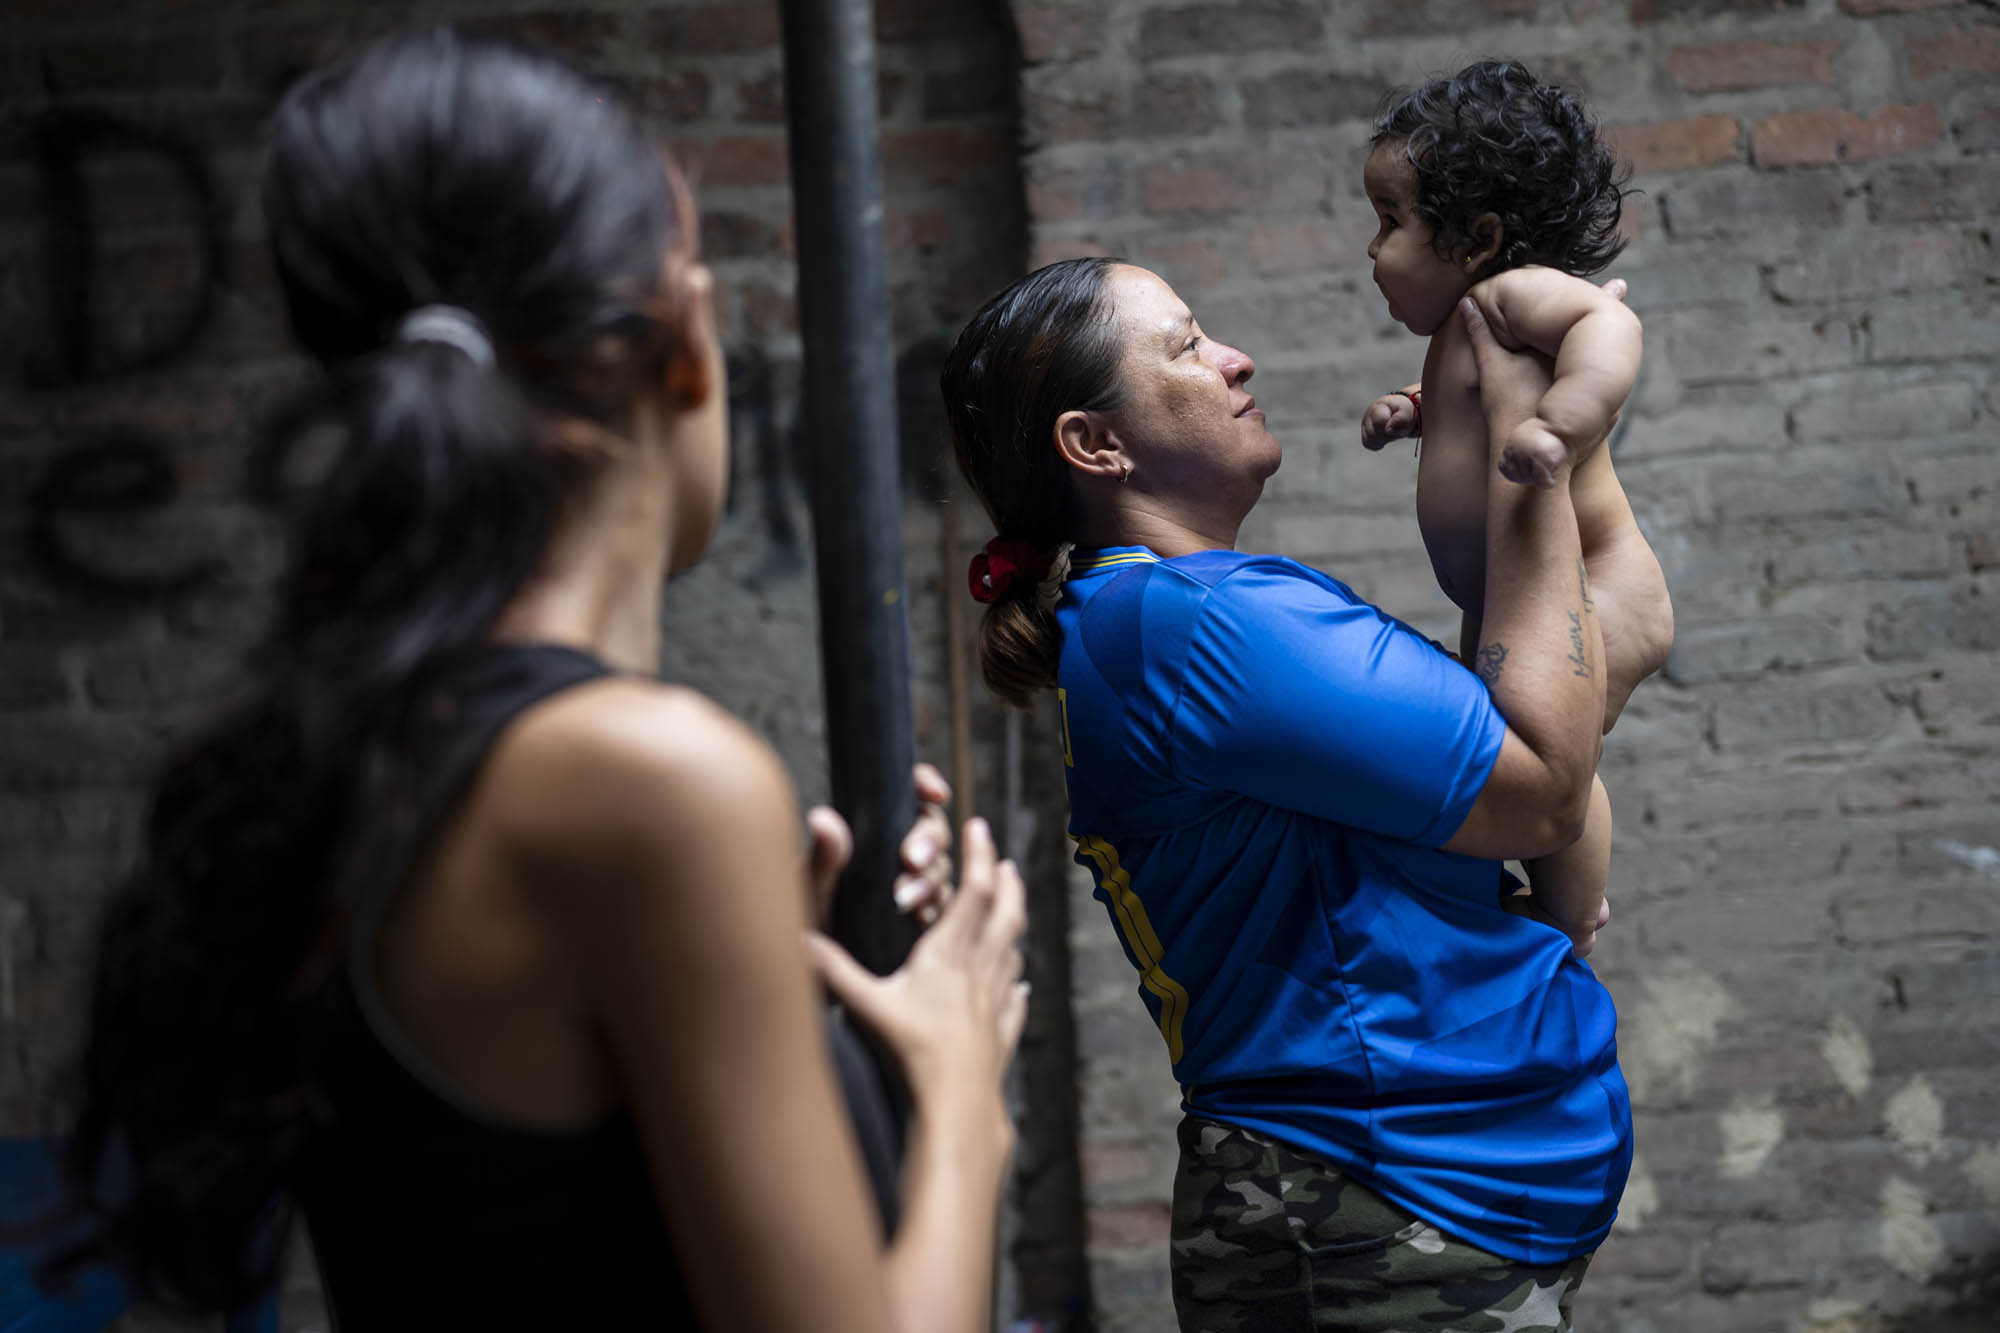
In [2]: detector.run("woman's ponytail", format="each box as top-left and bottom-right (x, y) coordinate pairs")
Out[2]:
(973, 540), (1073, 708)
(943, 259), (1126, 709)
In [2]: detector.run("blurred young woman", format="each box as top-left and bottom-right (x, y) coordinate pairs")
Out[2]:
(49, 30), (1024, 1332)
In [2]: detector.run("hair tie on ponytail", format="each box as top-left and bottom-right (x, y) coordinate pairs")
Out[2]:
(395, 304), (496, 369)
(968, 537), (1055, 604)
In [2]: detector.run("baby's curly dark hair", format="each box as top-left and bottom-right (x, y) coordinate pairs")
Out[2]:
(1372, 59), (1632, 277)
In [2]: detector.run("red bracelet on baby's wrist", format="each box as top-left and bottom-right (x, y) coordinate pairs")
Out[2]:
(1388, 388), (1422, 436)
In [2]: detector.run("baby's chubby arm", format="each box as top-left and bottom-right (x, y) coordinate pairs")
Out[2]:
(1470, 269), (1638, 488)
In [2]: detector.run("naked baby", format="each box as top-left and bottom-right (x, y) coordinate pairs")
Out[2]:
(1360, 59), (1675, 957)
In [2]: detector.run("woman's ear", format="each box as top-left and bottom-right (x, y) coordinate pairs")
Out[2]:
(1464, 213), (1504, 276)
(661, 263), (718, 409)
(1054, 409), (1127, 482)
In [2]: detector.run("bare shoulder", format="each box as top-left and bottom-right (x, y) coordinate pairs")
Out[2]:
(482, 677), (798, 890)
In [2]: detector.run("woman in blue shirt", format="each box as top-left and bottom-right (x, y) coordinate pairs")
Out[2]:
(945, 258), (1630, 1331)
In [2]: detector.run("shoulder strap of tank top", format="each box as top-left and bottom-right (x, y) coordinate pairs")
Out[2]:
(338, 642), (616, 974)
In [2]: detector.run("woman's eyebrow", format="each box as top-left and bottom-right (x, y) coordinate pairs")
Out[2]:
(1164, 313), (1194, 348)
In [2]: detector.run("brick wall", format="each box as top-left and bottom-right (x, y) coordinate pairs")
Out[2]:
(5, 0), (1998, 1329)
(0, 2), (1088, 1328)
(1017, 1), (1999, 1329)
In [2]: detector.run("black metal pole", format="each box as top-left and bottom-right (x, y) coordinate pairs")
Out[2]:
(778, 0), (918, 979)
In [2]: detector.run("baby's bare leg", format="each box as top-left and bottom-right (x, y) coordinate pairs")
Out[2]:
(1523, 773), (1612, 959)
(1583, 529), (1674, 733)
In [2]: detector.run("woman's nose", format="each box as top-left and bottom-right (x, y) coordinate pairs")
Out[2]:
(1217, 343), (1254, 385)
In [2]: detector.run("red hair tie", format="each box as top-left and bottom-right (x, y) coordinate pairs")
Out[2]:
(968, 538), (1054, 604)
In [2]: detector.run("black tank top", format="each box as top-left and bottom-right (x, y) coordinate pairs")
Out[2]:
(291, 643), (902, 1328)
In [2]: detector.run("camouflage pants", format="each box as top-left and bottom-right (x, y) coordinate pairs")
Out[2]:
(1171, 1116), (1592, 1332)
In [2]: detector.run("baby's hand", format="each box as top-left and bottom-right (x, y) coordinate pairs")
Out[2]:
(1497, 417), (1573, 489)
(1361, 393), (1419, 451)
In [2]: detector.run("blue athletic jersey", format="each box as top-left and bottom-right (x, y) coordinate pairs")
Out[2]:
(1055, 545), (1632, 1264)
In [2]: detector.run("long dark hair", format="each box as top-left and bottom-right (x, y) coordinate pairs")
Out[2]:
(45, 29), (693, 1310)
(942, 257), (1126, 707)
(1373, 59), (1631, 278)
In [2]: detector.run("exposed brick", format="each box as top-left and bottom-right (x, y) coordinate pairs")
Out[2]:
(1247, 223), (1342, 275)
(1140, 151), (1326, 217)
(1907, 26), (2000, 80)
(1867, 586), (2000, 659)
(880, 207), (953, 252)
(1917, 667), (2000, 733)
(1023, 87), (1122, 146)
(237, 22), (352, 101)
(1665, 310), (1855, 384)
(732, 278), (797, 338)
(1087, 1201), (1172, 1250)
(459, 10), (623, 57)
(1666, 40), (1840, 93)
(1618, 250), (1765, 308)
(633, 69), (712, 123)
(1662, 617), (1849, 684)
(1356, 0), (1539, 36)
(1789, 377), (1981, 443)
(1768, 229), (1991, 303)
(1867, 160), (2000, 223)
(0, 716), (167, 791)
(647, 5), (781, 55)
(0, 651), (73, 709)
(1132, 74), (1223, 139)
(1029, 236), (1113, 270)
(1241, 70), (1392, 129)
(921, 59), (1015, 120)
(41, 34), (226, 95)
(676, 135), (789, 189)
(1135, 238), (1228, 291)
(1954, 100), (2000, 151)
(700, 210), (785, 260)
(1015, 4), (1106, 63)
(883, 128), (1012, 186)
(735, 72), (787, 124)
(1841, 0), (1967, 11)
(1025, 163), (1131, 222)
(1142, 164), (1242, 216)
(1138, 1), (1325, 62)
(1838, 754), (2000, 814)
(1606, 115), (1743, 172)
(1708, 460), (1901, 522)
(873, 0), (1005, 42)
(1904, 450), (1997, 503)
(1768, 531), (1957, 588)
(1658, 171), (1846, 239)
(1711, 681), (1901, 751)
(85, 641), (226, 711)
(1632, 0), (1803, 20)
(1752, 103), (1941, 167)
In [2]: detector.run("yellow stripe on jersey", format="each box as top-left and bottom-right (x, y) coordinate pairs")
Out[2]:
(1069, 551), (1160, 575)
(1074, 833), (1189, 1062)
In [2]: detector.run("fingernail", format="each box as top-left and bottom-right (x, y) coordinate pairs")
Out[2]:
(907, 837), (937, 864)
(894, 879), (924, 909)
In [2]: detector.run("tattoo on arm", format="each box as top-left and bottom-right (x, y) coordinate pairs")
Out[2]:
(1566, 610), (1592, 679)
(1578, 557), (1594, 610)
(1474, 641), (1508, 687)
